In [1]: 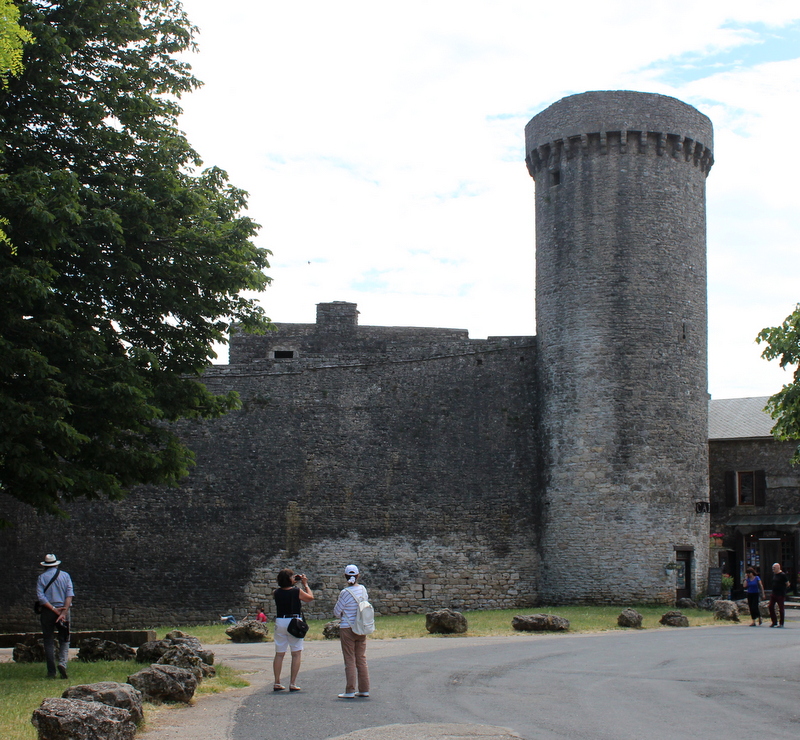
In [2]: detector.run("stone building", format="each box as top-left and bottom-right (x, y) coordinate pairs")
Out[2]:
(4, 89), (789, 631)
(708, 396), (799, 593)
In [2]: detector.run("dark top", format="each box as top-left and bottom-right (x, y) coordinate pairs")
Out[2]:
(771, 571), (789, 597)
(273, 587), (302, 617)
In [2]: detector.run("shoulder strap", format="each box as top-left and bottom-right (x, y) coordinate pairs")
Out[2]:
(43, 568), (60, 594)
(346, 585), (365, 603)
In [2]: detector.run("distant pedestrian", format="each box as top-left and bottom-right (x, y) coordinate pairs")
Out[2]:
(272, 569), (314, 692)
(36, 554), (74, 679)
(256, 607), (267, 623)
(334, 564), (371, 699)
(744, 567), (765, 626)
(769, 563), (788, 628)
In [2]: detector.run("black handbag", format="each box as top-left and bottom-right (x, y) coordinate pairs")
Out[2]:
(287, 615), (309, 638)
(34, 568), (61, 614)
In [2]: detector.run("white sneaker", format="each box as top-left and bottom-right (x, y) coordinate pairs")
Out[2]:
(338, 692), (356, 699)
(355, 692), (370, 697)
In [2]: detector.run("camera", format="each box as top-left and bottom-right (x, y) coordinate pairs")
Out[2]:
(293, 574), (302, 582)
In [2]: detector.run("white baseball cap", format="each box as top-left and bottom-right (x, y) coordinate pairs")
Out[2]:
(344, 564), (359, 576)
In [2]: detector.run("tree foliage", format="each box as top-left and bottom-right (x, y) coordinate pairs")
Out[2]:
(0, 0), (33, 86)
(0, 0), (272, 519)
(756, 304), (800, 464)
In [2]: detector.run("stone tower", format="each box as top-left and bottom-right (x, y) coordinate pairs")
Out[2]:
(526, 91), (713, 603)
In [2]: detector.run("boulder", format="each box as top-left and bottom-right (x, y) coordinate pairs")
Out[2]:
(163, 631), (215, 665)
(323, 620), (341, 639)
(512, 614), (570, 632)
(712, 600), (740, 622)
(127, 664), (197, 704)
(617, 608), (643, 628)
(77, 638), (136, 663)
(31, 697), (135, 740)
(676, 598), (697, 610)
(697, 597), (717, 611)
(659, 611), (689, 627)
(13, 639), (45, 663)
(62, 682), (144, 724)
(426, 609), (468, 634)
(156, 644), (213, 681)
(225, 618), (270, 642)
(135, 639), (172, 664)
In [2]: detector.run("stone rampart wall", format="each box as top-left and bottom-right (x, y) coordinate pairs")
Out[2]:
(0, 341), (540, 630)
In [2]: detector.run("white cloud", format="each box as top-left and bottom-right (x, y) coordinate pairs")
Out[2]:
(179, 1), (800, 398)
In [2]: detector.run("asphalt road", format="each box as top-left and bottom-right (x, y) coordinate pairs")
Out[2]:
(232, 625), (800, 740)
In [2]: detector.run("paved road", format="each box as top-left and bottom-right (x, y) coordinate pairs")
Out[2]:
(231, 624), (800, 740)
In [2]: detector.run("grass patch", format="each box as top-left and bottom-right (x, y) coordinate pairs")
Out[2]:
(0, 657), (247, 740)
(157, 604), (726, 644)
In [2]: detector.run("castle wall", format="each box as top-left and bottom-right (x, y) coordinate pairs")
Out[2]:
(527, 91), (713, 603)
(0, 337), (540, 630)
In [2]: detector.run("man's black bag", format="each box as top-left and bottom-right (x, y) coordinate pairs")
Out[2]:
(287, 615), (308, 638)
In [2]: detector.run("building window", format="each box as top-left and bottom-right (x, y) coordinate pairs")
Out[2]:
(738, 471), (755, 504)
(274, 350), (295, 359)
(725, 470), (766, 507)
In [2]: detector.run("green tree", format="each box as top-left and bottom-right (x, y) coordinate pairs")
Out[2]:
(0, 0), (33, 87)
(756, 304), (800, 464)
(0, 0), (272, 520)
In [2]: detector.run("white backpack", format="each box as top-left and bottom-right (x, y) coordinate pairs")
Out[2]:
(347, 586), (375, 635)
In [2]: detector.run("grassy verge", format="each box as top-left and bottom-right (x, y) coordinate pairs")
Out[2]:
(157, 604), (727, 644)
(0, 658), (247, 740)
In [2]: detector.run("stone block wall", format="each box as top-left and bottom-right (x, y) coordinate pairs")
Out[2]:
(0, 336), (540, 630)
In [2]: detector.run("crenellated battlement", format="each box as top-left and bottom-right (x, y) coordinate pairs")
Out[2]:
(525, 129), (713, 177)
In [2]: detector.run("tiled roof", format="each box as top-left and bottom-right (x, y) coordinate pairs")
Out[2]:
(709, 396), (774, 440)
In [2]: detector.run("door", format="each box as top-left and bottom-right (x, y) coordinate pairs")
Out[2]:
(676, 550), (692, 601)
(760, 539), (781, 590)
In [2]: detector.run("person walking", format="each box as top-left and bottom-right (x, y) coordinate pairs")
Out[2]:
(333, 564), (370, 699)
(36, 554), (74, 679)
(768, 562), (788, 628)
(272, 569), (313, 692)
(744, 567), (765, 626)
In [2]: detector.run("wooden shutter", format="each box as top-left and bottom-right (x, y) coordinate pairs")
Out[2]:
(724, 471), (736, 507)
(754, 469), (766, 507)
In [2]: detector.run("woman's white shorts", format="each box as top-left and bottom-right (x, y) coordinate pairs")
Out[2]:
(273, 617), (304, 653)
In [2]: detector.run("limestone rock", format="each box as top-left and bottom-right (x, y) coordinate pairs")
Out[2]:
(62, 682), (143, 724)
(323, 620), (341, 639)
(13, 639), (45, 663)
(676, 598), (697, 610)
(617, 608), (643, 628)
(659, 611), (689, 627)
(697, 597), (717, 611)
(135, 639), (172, 664)
(127, 664), (197, 704)
(156, 645), (209, 681)
(225, 618), (270, 642)
(31, 697), (135, 740)
(512, 614), (570, 632)
(77, 638), (136, 663)
(426, 609), (468, 634)
(163, 631), (215, 665)
(712, 600), (740, 622)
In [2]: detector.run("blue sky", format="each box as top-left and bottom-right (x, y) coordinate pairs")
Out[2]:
(177, 0), (800, 399)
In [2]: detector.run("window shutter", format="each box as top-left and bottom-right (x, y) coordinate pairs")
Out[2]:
(754, 470), (766, 507)
(724, 471), (736, 507)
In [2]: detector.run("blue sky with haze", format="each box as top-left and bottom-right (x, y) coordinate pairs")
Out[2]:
(177, 0), (800, 400)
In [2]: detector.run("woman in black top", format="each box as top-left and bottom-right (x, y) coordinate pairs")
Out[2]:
(273, 568), (314, 691)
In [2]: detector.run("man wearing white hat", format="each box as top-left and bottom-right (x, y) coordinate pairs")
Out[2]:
(36, 554), (74, 679)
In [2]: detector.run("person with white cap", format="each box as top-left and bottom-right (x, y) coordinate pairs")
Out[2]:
(333, 564), (371, 698)
(36, 553), (74, 679)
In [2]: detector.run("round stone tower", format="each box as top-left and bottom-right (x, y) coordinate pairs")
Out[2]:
(525, 91), (713, 603)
